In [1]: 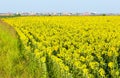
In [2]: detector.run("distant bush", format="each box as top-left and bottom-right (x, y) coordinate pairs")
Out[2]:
(102, 14), (106, 16)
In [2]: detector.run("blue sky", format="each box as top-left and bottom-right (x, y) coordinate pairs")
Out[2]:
(0, 0), (120, 13)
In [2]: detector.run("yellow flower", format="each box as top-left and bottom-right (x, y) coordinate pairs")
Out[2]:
(86, 55), (94, 62)
(99, 68), (105, 77)
(74, 61), (80, 67)
(111, 47), (115, 51)
(34, 49), (40, 58)
(80, 56), (86, 62)
(115, 71), (119, 76)
(40, 57), (46, 62)
(64, 66), (69, 71)
(81, 64), (87, 69)
(83, 68), (89, 74)
(114, 51), (119, 57)
(108, 62), (114, 69)
(54, 46), (59, 51)
(107, 51), (112, 57)
(87, 74), (94, 78)
(89, 62), (99, 70)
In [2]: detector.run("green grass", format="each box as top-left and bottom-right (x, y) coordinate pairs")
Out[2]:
(0, 23), (25, 78)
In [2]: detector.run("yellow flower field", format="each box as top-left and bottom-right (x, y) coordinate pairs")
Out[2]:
(3, 16), (120, 78)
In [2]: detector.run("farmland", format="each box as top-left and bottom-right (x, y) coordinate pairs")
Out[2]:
(1, 16), (120, 78)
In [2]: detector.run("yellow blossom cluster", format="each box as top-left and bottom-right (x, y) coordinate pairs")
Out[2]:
(3, 16), (120, 78)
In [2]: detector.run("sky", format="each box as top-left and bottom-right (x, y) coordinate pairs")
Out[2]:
(0, 0), (120, 13)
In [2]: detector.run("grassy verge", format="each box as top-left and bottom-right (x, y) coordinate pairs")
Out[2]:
(0, 23), (25, 78)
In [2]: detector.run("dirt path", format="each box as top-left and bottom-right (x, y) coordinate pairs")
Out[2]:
(0, 19), (18, 38)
